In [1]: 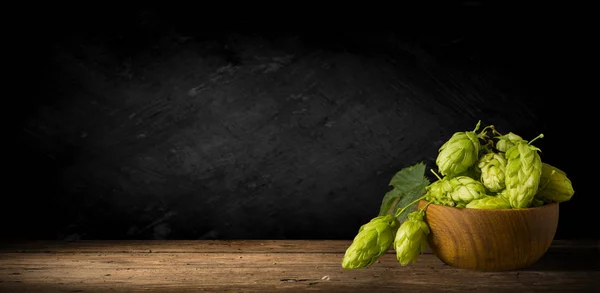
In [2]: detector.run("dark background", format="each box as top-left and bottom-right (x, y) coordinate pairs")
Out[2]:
(6, 3), (596, 241)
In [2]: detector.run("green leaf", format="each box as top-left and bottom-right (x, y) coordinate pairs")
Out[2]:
(378, 187), (402, 216)
(389, 162), (428, 192)
(378, 162), (429, 219)
(393, 183), (428, 223)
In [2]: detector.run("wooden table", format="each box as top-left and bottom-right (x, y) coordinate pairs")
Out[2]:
(0, 240), (598, 292)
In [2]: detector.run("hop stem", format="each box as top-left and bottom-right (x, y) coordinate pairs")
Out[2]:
(476, 123), (491, 140)
(473, 120), (482, 132)
(394, 194), (428, 218)
(480, 138), (495, 153)
(477, 124), (504, 143)
(430, 169), (443, 181)
(529, 133), (544, 145)
(421, 201), (433, 212)
(478, 125), (493, 137)
(490, 126), (503, 137)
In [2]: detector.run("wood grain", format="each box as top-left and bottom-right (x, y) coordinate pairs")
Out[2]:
(0, 240), (598, 293)
(418, 200), (559, 271)
(0, 240), (349, 253)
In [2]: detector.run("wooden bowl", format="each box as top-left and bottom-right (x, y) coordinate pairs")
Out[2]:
(416, 200), (559, 271)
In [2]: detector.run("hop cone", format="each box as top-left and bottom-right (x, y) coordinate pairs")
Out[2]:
(342, 215), (398, 269)
(436, 122), (482, 177)
(394, 210), (430, 266)
(496, 188), (509, 200)
(478, 152), (507, 192)
(465, 195), (511, 209)
(497, 188), (507, 198)
(496, 132), (525, 152)
(531, 198), (546, 207)
(424, 179), (456, 207)
(505, 141), (543, 208)
(456, 165), (482, 180)
(535, 163), (575, 203)
(447, 176), (488, 205)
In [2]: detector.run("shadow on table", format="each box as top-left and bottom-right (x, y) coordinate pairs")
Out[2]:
(523, 244), (599, 272)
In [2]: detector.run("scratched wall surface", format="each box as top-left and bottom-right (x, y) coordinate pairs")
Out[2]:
(8, 4), (595, 240)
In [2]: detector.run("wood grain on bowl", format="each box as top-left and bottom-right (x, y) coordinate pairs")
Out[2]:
(417, 200), (559, 271)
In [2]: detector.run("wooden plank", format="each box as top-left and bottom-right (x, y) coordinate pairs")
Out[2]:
(0, 240), (353, 253)
(1, 252), (598, 293)
(0, 240), (598, 292)
(1, 239), (597, 253)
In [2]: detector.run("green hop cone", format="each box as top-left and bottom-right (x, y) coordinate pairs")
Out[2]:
(465, 195), (511, 209)
(446, 176), (488, 205)
(535, 163), (575, 203)
(497, 188), (508, 200)
(456, 165), (482, 180)
(505, 140), (543, 208)
(394, 209), (430, 266)
(496, 132), (525, 152)
(478, 152), (507, 192)
(436, 121), (482, 177)
(424, 179), (456, 207)
(531, 198), (546, 207)
(341, 215), (398, 269)
(426, 194), (456, 207)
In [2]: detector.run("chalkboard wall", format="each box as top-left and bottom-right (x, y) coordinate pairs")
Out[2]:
(7, 3), (595, 241)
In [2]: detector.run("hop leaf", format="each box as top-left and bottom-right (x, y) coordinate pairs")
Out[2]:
(535, 163), (575, 203)
(342, 215), (398, 269)
(394, 210), (430, 266)
(436, 121), (482, 177)
(446, 176), (488, 205)
(478, 152), (507, 192)
(465, 195), (511, 209)
(496, 132), (525, 152)
(505, 141), (543, 208)
(378, 162), (430, 222)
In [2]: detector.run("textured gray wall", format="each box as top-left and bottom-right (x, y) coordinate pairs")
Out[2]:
(7, 4), (594, 240)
